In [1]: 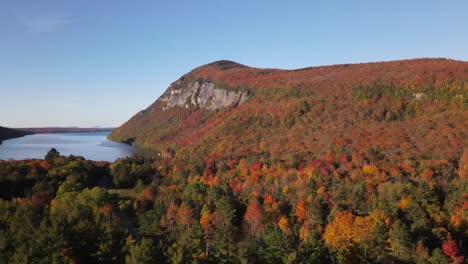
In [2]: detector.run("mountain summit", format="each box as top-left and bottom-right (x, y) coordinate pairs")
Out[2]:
(199, 60), (248, 70)
(109, 58), (467, 162)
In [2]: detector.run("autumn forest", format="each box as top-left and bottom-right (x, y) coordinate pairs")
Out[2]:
(1, 59), (467, 263)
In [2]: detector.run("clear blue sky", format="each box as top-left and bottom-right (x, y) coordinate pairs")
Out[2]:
(1, 0), (467, 127)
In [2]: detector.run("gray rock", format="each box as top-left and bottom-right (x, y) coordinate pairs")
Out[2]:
(159, 79), (250, 110)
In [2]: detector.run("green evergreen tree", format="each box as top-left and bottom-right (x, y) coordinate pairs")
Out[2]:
(297, 231), (328, 264)
(210, 223), (238, 263)
(369, 222), (391, 263)
(209, 197), (239, 263)
(406, 202), (428, 233)
(257, 225), (294, 264)
(428, 248), (449, 264)
(166, 238), (190, 264)
(45, 148), (60, 162)
(388, 220), (412, 262)
(125, 238), (155, 264)
(134, 179), (145, 193)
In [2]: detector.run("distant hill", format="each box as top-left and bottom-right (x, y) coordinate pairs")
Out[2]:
(0, 127), (114, 144)
(20, 127), (114, 134)
(109, 58), (468, 163)
(0, 127), (33, 143)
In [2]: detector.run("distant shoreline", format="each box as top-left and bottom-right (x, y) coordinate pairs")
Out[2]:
(0, 127), (115, 145)
(18, 127), (115, 134)
(0, 126), (34, 145)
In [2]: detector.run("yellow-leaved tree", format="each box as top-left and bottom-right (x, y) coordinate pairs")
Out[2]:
(323, 211), (378, 263)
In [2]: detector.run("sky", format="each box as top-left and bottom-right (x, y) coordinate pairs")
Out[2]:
(1, 0), (467, 127)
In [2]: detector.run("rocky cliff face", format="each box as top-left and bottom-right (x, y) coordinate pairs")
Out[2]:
(108, 61), (253, 147)
(159, 79), (250, 110)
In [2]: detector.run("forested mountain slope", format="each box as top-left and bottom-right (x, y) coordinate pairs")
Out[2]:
(110, 58), (468, 164)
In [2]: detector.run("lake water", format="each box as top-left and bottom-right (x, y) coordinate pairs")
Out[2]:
(0, 132), (137, 161)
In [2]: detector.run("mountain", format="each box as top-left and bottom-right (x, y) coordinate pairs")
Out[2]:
(0, 126), (33, 143)
(109, 58), (467, 163)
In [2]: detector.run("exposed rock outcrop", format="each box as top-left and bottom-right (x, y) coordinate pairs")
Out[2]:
(159, 79), (250, 110)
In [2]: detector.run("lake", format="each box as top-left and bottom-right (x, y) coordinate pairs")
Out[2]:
(0, 132), (137, 161)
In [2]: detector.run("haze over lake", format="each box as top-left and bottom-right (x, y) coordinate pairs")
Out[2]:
(0, 132), (136, 161)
